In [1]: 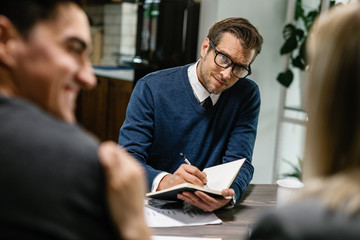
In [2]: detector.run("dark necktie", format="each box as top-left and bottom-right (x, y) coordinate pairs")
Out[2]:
(202, 96), (213, 109)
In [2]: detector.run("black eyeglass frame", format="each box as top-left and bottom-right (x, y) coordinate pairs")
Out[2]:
(209, 39), (252, 79)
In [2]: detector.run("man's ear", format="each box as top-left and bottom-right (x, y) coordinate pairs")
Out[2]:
(0, 15), (21, 68)
(200, 37), (210, 58)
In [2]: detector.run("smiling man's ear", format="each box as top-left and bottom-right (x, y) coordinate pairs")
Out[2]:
(0, 15), (21, 68)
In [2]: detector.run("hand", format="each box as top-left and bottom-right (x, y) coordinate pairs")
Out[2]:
(177, 188), (235, 212)
(98, 141), (151, 240)
(157, 164), (207, 191)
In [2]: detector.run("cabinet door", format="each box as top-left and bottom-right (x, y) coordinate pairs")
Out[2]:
(76, 76), (109, 141)
(106, 78), (133, 142)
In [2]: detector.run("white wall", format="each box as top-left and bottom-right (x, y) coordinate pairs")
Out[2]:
(101, 3), (137, 66)
(197, 0), (288, 183)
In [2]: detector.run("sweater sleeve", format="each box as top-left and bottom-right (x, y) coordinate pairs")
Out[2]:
(224, 80), (260, 202)
(118, 79), (161, 190)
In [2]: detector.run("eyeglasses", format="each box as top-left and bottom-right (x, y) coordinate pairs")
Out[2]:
(209, 40), (251, 79)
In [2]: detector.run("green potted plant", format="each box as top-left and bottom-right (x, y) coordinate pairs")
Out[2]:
(277, 0), (335, 87)
(280, 157), (303, 181)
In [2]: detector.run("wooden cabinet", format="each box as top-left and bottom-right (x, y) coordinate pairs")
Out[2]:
(76, 76), (133, 142)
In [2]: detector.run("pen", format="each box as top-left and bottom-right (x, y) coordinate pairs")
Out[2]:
(180, 152), (208, 187)
(180, 152), (192, 165)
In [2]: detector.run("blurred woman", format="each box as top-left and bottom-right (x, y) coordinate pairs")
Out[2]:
(249, 3), (360, 239)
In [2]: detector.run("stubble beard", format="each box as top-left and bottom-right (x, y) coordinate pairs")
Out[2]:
(199, 60), (216, 94)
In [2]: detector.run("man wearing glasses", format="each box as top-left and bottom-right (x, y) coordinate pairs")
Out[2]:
(119, 17), (263, 211)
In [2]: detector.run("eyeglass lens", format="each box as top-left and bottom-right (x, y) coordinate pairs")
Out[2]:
(214, 54), (249, 78)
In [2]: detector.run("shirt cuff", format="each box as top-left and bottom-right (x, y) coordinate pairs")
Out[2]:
(224, 193), (237, 209)
(151, 172), (170, 192)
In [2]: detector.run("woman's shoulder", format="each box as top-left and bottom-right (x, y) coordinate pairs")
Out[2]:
(249, 198), (360, 240)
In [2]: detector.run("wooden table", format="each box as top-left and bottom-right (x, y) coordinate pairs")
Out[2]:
(152, 184), (277, 240)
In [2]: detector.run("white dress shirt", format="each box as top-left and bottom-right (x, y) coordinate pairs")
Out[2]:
(151, 61), (220, 192)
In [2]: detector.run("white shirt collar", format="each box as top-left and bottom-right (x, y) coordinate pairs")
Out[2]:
(187, 60), (220, 105)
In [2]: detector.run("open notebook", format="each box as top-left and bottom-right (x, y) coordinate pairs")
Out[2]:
(146, 158), (246, 201)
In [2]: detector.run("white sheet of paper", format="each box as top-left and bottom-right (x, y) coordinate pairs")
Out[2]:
(145, 202), (222, 228)
(152, 236), (222, 240)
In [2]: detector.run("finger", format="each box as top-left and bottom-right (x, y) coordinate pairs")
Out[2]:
(178, 165), (208, 186)
(221, 188), (235, 198)
(183, 164), (207, 181)
(194, 191), (218, 205)
(178, 192), (213, 212)
(99, 142), (144, 189)
(195, 191), (231, 210)
(173, 165), (201, 185)
(98, 141), (119, 174)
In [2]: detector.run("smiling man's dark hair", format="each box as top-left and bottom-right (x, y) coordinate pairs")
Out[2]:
(1, 0), (83, 37)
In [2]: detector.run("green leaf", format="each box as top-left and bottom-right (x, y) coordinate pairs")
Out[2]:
(295, 29), (304, 41)
(299, 39), (306, 56)
(277, 69), (294, 87)
(280, 36), (298, 55)
(295, 0), (304, 21)
(292, 55), (306, 70)
(277, 0), (318, 85)
(283, 158), (301, 172)
(280, 158), (303, 181)
(329, 0), (336, 7)
(299, 40), (307, 64)
(282, 23), (296, 40)
(282, 172), (301, 180)
(304, 10), (318, 30)
(280, 25), (304, 55)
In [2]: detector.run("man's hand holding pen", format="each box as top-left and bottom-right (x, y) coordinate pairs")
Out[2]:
(157, 152), (234, 212)
(156, 153), (207, 191)
(176, 153), (234, 212)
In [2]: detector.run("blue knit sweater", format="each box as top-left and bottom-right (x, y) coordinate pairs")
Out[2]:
(119, 64), (260, 201)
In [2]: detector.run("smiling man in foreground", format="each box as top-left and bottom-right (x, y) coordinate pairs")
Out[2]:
(0, 0), (150, 239)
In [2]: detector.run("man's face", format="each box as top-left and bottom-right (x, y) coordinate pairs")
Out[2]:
(197, 32), (255, 94)
(13, 4), (96, 123)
